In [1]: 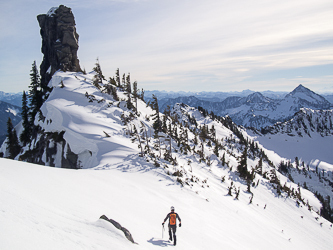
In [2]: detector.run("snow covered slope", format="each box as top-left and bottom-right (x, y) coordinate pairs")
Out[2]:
(1, 70), (333, 249)
(1, 157), (333, 250)
(249, 108), (333, 165)
(1, 71), (153, 168)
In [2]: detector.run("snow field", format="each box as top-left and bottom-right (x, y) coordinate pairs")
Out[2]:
(251, 128), (333, 166)
(1, 157), (333, 250)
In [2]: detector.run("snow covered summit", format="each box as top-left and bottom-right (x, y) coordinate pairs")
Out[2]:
(245, 92), (271, 104)
(284, 84), (331, 109)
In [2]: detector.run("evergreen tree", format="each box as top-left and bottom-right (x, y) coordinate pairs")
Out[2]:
(278, 161), (289, 174)
(115, 68), (121, 87)
(237, 146), (249, 179)
(221, 152), (226, 166)
(256, 157), (263, 175)
(199, 124), (209, 141)
(210, 125), (216, 141)
(93, 58), (105, 80)
(295, 156), (300, 172)
(133, 81), (138, 113)
(140, 88), (145, 101)
(125, 73), (133, 109)
(92, 58), (105, 89)
(29, 61), (43, 125)
(162, 115), (168, 133)
(126, 73), (131, 94)
(111, 85), (119, 101)
(228, 181), (234, 196)
(6, 117), (13, 144)
(249, 141), (256, 156)
(122, 73), (126, 89)
(214, 140), (219, 157)
(151, 95), (161, 135)
(109, 76), (117, 86)
(20, 91), (31, 145)
(6, 118), (21, 159)
(103, 78), (119, 101)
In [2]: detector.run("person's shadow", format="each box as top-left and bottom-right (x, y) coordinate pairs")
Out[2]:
(147, 237), (172, 247)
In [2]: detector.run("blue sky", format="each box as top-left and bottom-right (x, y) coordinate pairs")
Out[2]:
(0, 0), (332, 93)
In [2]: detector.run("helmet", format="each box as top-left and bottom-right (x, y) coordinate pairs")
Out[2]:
(171, 206), (175, 211)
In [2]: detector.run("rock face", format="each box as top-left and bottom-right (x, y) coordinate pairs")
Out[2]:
(37, 5), (82, 88)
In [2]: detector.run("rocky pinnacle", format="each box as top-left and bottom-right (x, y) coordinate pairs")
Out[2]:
(37, 5), (82, 88)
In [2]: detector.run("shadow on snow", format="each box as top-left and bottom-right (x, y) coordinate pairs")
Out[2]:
(147, 237), (172, 247)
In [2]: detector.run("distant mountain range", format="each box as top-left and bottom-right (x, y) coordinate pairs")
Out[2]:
(147, 85), (332, 129)
(145, 89), (289, 103)
(0, 86), (332, 142)
(0, 92), (22, 143)
(0, 101), (22, 143)
(0, 91), (22, 107)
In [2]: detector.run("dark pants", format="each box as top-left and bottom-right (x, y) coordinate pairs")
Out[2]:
(168, 225), (177, 245)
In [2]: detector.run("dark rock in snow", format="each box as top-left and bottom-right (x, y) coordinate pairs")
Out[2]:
(37, 5), (82, 88)
(100, 215), (136, 244)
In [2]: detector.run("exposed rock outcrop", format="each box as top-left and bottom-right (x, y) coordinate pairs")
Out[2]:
(100, 215), (136, 244)
(37, 5), (82, 88)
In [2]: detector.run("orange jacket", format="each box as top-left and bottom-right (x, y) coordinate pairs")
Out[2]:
(163, 212), (181, 226)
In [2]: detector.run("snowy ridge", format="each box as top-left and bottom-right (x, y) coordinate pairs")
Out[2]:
(1, 71), (333, 249)
(261, 108), (333, 137)
(248, 107), (333, 166)
(252, 104), (333, 217)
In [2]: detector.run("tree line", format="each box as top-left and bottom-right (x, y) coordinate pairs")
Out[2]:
(6, 61), (49, 159)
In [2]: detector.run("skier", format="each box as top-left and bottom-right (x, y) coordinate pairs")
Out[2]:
(162, 206), (181, 246)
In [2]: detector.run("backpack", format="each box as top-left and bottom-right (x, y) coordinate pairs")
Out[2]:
(170, 213), (177, 225)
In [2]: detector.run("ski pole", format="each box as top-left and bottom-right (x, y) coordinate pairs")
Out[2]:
(162, 224), (164, 238)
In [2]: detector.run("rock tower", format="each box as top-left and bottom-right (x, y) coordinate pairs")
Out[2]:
(37, 5), (82, 87)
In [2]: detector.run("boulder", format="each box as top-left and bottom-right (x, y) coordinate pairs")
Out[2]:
(100, 215), (136, 244)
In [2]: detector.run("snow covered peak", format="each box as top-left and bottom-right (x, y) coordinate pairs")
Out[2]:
(285, 84), (330, 107)
(287, 84), (313, 97)
(261, 107), (333, 138)
(294, 84), (307, 91)
(245, 92), (270, 104)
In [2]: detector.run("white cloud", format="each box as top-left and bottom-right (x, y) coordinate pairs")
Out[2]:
(0, 0), (332, 92)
